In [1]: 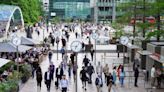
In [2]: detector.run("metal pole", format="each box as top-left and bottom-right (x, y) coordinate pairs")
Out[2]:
(57, 42), (58, 60)
(95, 39), (96, 65)
(75, 53), (78, 92)
(16, 45), (19, 90)
(123, 45), (125, 66)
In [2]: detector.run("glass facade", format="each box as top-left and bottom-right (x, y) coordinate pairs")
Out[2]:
(50, 0), (91, 19)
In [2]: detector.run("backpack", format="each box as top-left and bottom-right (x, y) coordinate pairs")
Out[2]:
(60, 48), (65, 54)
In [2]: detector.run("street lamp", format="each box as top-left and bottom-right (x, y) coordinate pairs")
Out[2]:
(54, 31), (61, 60)
(91, 33), (99, 65)
(12, 36), (21, 84)
(120, 36), (129, 65)
(70, 40), (82, 92)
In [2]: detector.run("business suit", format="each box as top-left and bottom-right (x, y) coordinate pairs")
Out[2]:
(55, 67), (64, 88)
(44, 71), (52, 91)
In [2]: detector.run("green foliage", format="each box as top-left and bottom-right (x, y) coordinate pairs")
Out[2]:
(146, 30), (164, 40)
(0, 71), (19, 92)
(51, 17), (61, 24)
(0, 0), (43, 24)
(0, 61), (15, 74)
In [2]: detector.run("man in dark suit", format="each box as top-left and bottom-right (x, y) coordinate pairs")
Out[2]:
(44, 68), (52, 91)
(134, 65), (139, 87)
(55, 65), (64, 89)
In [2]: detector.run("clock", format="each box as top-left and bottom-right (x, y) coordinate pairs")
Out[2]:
(12, 37), (21, 46)
(92, 33), (99, 40)
(70, 41), (82, 52)
(120, 36), (129, 45)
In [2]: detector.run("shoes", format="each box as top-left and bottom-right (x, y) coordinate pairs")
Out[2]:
(135, 85), (138, 87)
(85, 88), (87, 90)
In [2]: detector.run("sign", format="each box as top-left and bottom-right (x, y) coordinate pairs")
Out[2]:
(51, 12), (56, 16)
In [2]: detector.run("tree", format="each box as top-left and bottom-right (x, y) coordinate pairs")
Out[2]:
(117, 0), (164, 42)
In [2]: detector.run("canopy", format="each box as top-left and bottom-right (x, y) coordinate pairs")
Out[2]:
(0, 42), (32, 52)
(0, 58), (10, 68)
(21, 37), (40, 45)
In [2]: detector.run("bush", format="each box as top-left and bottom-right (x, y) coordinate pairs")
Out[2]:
(0, 71), (19, 92)
(0, 61), (15, 74)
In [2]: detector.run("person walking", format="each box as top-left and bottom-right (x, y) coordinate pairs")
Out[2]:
(49, 63), (55, 80)
(73, 62), (78, 82)
(44, 68), (52, 91)
(48, 51), (53, 62)
(156, 68), (162, 88)
(75, 32), (78, 38)
(61, 37), (66, 47)
(96, 62), (103, 76)
(36, 66), (42, 89)
(80, 66), (88, 90)
(67, 60), (72, 78)
(59, 75), (69, 92)
(90, 47), (95, 61)
(83, 55), (90, 67)
(151, 65), (156, 88)
(87, 63), (95, 84)
(95, 74), (103, 92)
(103, 64), (109, 83)
(60, 47), (65, 58)
(120, 66), (125, 87)
(107, 73), (113, 92)
(112, 66), (117, 86)
(55, 65), (64, 89)
(134, 65), (139, 87)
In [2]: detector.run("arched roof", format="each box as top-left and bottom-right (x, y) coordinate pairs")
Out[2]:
(0, 5), (24, 34)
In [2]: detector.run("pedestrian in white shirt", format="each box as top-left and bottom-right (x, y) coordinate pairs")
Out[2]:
(151, 65), (156, 88)
(96, 62), (103, 76)
(60, 75), (69, 92)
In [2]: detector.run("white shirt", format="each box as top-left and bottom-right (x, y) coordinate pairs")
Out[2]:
(98, 77), (102, 85)
(58, 68), (61, 75)
(151, 67), (155, 78)
(47, 71), (50, 80)
(60, 79), (68, 88)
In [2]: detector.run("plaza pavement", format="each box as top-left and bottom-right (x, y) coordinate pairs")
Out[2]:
(18, 26), (163, 92)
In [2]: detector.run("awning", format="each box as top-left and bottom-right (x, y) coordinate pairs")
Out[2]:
(0, 58), (10, 68)
(0, 42), (33, 52)
(149, 53), (164, 64)
(21, 37), (40, 45)
(137, 50), (152, 55)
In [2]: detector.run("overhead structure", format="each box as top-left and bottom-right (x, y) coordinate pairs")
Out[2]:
(0, 58), (11, 68)
(0, 42), (32, 52)
(0, 5), (24, 38)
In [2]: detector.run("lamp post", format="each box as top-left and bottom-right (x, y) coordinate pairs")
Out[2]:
(12, 36), (21, 84)
(54, 31), (61, 60)
(91, 33), (99, 65)
(70, 41), (82, 92)
(120, 36), (129, 65)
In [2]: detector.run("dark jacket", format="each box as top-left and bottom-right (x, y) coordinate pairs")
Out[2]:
(87, 65), (94, 75)
(44, 71), (52, 81)
(134, 67), (139, 77)
(36, 70), (42, 82)
(80, 69), (88, 81)
(107, 75), (113, 86)
(55, 68), (64, 78)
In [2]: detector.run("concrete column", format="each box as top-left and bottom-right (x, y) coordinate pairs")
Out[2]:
(112, 0), (116, 22)
(94, 0), (98, 24)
